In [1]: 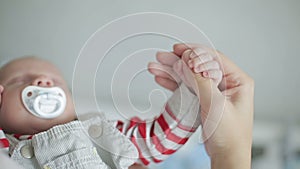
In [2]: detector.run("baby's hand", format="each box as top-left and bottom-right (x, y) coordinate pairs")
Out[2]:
(173, 47), (223, 95)
(187, 48), (222, 85)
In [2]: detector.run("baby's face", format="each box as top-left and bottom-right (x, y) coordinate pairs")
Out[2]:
(0, 57), (76, 134)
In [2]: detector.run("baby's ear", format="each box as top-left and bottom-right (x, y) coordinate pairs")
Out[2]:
(0, 85), (3, 105)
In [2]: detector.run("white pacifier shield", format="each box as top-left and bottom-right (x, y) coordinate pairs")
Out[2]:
(21, 86), (67, 119)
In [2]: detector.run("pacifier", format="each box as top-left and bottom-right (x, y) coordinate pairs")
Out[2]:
(21, 86), (66, 119)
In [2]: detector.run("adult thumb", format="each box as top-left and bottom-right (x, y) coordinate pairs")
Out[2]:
(191, 72), (227, 143)
(195, 74), (219, 107)
(181, 63), (225, 141)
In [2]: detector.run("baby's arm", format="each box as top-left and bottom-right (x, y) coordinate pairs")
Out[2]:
(112, 83), (200, 165)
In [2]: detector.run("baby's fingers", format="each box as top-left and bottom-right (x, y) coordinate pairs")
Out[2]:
(188, 54), (214, 69)
(202, 70), (223, 85)
(193, 60), (220, 73)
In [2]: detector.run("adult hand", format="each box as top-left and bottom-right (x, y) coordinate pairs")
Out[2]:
(148, 51), (181, 92)
(148, 43), (254, 168)
(172, 43), (254, 169)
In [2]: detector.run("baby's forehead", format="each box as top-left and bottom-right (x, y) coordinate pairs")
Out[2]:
(10, 57), (49, 65)
(0, 57), (60, 80)
(2, 57), (55, 70)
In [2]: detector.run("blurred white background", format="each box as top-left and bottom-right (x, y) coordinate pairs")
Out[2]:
(0, 0), (300, 168)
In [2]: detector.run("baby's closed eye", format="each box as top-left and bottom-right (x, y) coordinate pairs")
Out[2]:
(7, 76), (28, 85)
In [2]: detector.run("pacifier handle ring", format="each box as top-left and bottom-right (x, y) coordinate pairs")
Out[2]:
(33, 94), (65, 119)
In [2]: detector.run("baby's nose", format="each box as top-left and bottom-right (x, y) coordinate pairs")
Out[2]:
(32, 76), (54, 87)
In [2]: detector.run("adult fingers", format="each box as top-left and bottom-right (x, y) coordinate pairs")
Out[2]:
(173, 43), (202, 56)
(156, 51), (180, 66)
(154, 76), (179, 92)
(148, 62), (180, 82)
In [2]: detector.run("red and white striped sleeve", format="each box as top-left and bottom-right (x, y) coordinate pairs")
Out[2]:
(0, 128), (9, 154)
(111, 84), (201, 165)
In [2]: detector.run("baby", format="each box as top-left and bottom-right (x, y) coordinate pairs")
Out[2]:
(0, 46), (222, 169)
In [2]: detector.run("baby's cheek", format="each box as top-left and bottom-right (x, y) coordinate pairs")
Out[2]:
(0, 110), (21, 134)
(1, 100), (30, 133)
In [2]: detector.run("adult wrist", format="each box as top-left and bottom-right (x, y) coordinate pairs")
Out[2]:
(210, 146), (251, 169)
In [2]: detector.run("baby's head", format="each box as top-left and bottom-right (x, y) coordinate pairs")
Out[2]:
(0, 57), (76, 135)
